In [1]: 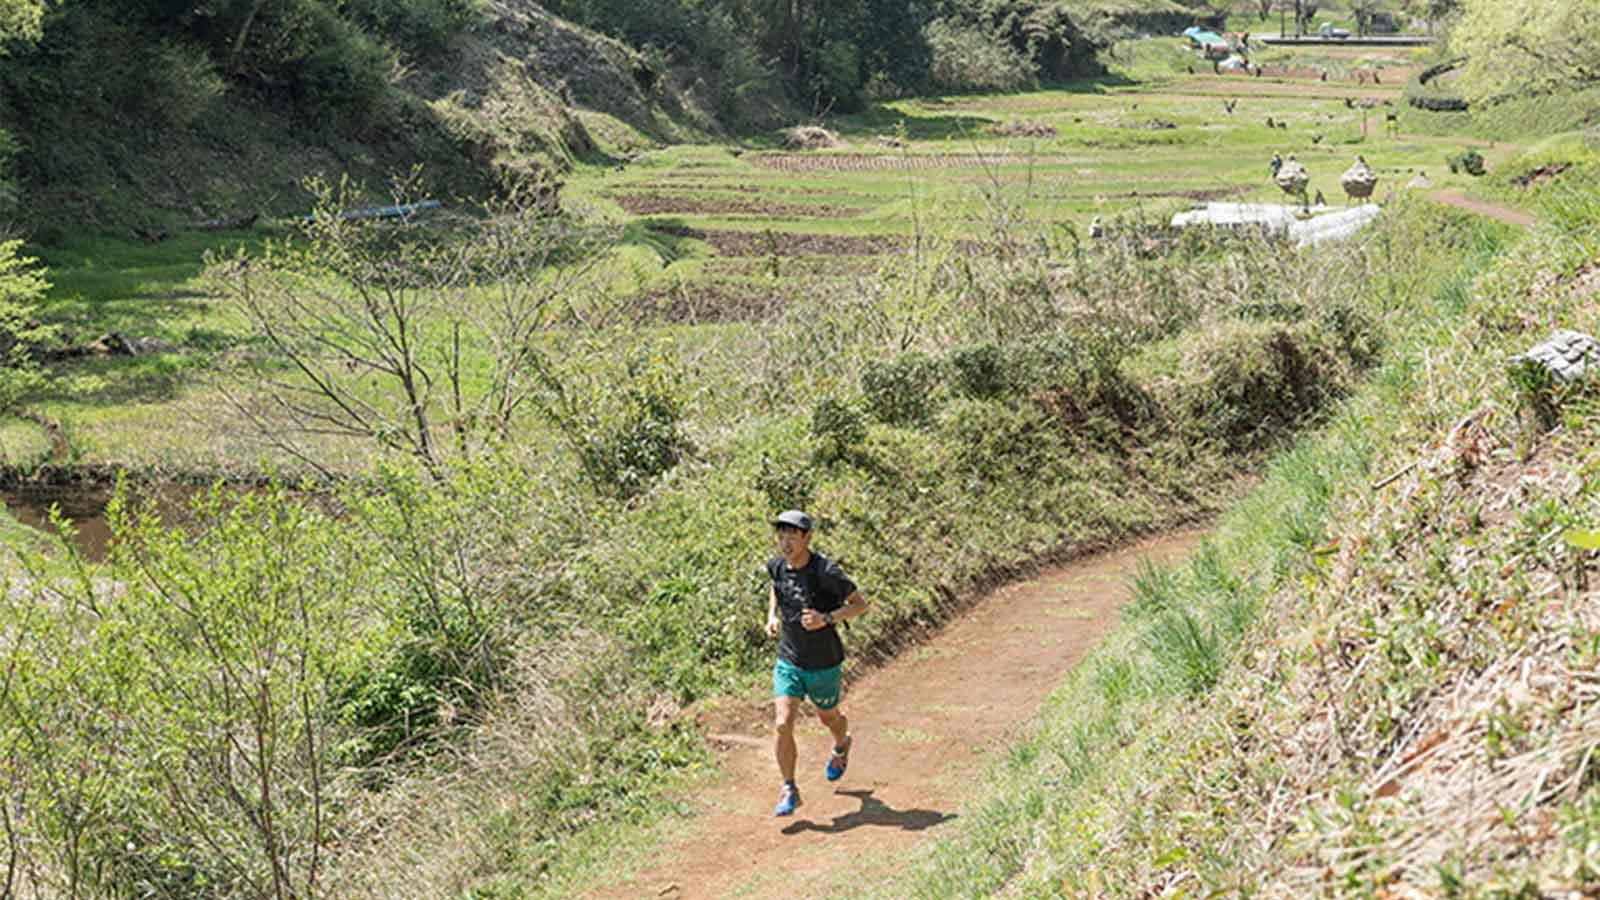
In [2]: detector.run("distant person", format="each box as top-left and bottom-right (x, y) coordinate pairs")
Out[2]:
(1270, 152), (1283, 177)
(1314, 189), (1327, 207)
(765, 509), (868, 816)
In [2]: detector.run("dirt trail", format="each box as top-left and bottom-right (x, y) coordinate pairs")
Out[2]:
(1429, 189), (1537, 227)
(585, 528), (1205, 900)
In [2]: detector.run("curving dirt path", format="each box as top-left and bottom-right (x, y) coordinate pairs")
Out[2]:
(584, 528), (1205, 900)
(1429, 188), (1537, 227)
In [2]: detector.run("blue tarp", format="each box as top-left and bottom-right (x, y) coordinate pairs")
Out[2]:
(1183, 26), (1225, 47)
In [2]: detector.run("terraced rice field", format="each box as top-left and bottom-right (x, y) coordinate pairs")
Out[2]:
(569, 39), (1483, 326)
(27, 39), (1510, 471)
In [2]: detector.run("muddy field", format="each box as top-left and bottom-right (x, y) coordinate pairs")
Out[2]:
(747, 152), (1083, 173)
(1149, 77), (1399, 100)
(1051, 185), (1251, 202)
(629, 280), (801, 324)
(609, 193), (867, 218)
(648, 223), (909, 258)
(701, 256), (880, 278)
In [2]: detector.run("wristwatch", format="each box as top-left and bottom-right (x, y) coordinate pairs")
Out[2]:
(823, 611), (834, 626)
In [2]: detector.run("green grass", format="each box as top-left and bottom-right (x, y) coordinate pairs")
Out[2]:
(24, 33), (1526, 478)
(2, 35), (1582, 897)
(880, 203), (1535, 896)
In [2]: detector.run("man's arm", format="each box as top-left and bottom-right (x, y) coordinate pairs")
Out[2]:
(801, 590), (866, 630)
(766, 584), (781, 639)
(831, 590), (867, 625)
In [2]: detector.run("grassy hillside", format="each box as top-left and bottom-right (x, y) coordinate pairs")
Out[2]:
(888, 158), (1600, 897)
(0, 0), (731, 235)
(3, 16), (1592, 898)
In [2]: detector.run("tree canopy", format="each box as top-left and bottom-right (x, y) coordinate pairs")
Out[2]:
(1450, 0), (1600, 100)
(0, 0), (42, 47)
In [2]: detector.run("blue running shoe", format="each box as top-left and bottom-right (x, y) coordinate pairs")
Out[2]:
(774, 782), (801, 817)
(825, 735), (852, 782)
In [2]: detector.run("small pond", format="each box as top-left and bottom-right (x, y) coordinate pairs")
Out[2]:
(1, 480), (211, 562)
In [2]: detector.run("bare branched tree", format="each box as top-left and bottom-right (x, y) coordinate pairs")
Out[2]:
(1298, 0), (1323, 33)
(1349, 0), (1385, 35)
(207, 175), (619, 480)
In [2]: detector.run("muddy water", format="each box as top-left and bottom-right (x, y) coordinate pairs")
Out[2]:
(1, 481), (205, 561)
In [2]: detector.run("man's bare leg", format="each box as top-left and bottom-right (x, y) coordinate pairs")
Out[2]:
(817, 705), (849, 751)
(774, 695), (801, 783)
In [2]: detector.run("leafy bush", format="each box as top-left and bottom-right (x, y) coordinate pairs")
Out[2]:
(756, 451), (816, 511)
(862, 351), (945, 425)
(951, 342), (1008, 398)
(810, 395), (868, 463)
(924, 18), (1035, 92)
(1317, 303), (1382, 369)
(0, 484), (369, 896)
(0, 239), (54, 412)
(1447, 147), (1486, 176)
(291, 11), (395, 128)
(345, 0), (474, 55)
(1166, 321), (1332, 451)
(528, 342), (693, 498)
(941, 395), (1055, 482)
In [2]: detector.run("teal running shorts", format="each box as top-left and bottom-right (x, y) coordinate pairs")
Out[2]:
(772, 659), (842, 710)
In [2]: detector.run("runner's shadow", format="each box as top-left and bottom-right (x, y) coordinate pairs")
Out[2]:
(781, 790), (956, 835)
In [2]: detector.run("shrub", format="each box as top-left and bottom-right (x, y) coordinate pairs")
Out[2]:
(345, 0), (475, 55)
(941, 396), (1056, 482)
(756, 452), (815, 511)
(862, 351), (945, 425)
(1447, 147), (1486, 176)
(951, 342), (1008, 398)
(0, 239), (54, 412)
(924, 18), (1035, 93)
(810, 396), (868, 464)
(292, 15), (394, 129)
(1167, 321), (1332, 451)
(572, 360), (691, 497)
(1317, 303), (1383, 369)
(49, 485), (365, 896)
(332, 456), (597, 763)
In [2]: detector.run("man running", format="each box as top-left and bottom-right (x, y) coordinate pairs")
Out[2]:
(765, 509), (868, 817)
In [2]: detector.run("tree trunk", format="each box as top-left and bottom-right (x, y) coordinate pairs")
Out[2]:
(231, 0), (267, 67)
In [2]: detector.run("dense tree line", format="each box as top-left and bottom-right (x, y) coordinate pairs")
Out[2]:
(543, 0), (1121, 110)
(0, 0), (1128, 231)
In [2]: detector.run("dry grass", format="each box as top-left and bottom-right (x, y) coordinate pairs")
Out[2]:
(319, 630), (682, 896)
(781, 125), (846, 150)
(1247, 405), (1600, 894)
(1044, 253), (1600, 896)
(987, 119), (1059, 139)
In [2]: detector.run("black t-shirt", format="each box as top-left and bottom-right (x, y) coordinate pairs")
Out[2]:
(767, 551), (856, 671)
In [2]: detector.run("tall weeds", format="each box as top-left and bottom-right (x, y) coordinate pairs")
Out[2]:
(0, 191), (1476, 896)
(885, 199), (1518, 899)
